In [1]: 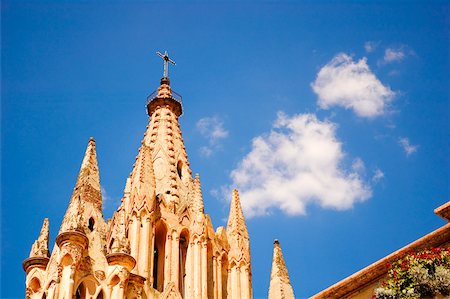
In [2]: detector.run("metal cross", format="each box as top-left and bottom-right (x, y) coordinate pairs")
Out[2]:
(156, 51), (176, 78)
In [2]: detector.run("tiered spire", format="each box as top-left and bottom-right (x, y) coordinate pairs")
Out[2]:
(29, 218), (50, 258)
(268, 240), (295, 299)
(59, 138), (102, 233)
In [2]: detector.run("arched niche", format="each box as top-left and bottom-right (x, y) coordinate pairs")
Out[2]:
(153, 220), (167, 292)
(29, 277), (41, 291)
(75, 277), (98, 299)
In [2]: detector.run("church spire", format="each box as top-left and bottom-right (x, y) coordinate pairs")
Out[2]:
(74, 137), (102, 209)
(226, 189), (249, 239)
(29, 218), (50, 258)
(140, 52), (192, 206)
(268, 240), (295, 299)
(59, 137), (102, 233)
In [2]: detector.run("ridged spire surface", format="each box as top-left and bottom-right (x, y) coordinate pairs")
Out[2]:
(191, 173), (204, 214)
(268, 240), (295, 299)
(226, 189), (249, 238)
(74, 137), (102, 209)
(29, 218), (50, 258)
(59, 138), (102, 233)
(129, 144), (156, 210)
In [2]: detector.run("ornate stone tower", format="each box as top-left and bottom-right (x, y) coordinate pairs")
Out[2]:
(23, 52), (253, 299)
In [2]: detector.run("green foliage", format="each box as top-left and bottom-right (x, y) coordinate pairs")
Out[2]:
(373, 247), (450, 299)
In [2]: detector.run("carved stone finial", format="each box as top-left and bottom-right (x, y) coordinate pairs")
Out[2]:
(29, 218), (50, 258)
(129, 145), (156, 210)
(268, 239), (295, 299)
(191, 173), (204, 214)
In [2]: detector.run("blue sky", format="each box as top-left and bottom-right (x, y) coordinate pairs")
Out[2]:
(2, 1), (449, 298)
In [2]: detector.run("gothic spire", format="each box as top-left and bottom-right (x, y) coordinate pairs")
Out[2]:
(74, 137), (102, 210)
(29, 218), (50, 258)
(226, 189), (249, 239)
(59, 138), (102, 233)
(268, 240), (295, 299)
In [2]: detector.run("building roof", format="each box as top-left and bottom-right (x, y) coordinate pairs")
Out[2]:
(311, 201), (450, 299)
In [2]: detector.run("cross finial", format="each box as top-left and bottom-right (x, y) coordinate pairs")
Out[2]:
(156, 50), (176, 78)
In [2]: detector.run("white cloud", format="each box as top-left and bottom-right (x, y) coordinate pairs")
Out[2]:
(352, 158), (365, 173)
(399, 137), (418, 156)
(196, 116), (228, 141)
(383, 48), (405, 63)
(364, 41), (379, 53)
(196, 116), (229, 157)
(311, 53), (395, 118)
(372, 168), (384, 183)
(230, 112), (372, 217)
(199, 146), (213, 157)
(101, 186), (120, 216)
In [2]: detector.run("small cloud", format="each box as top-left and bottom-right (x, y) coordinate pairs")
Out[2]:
(199, 146), (213, 157)
(311, 53), (395, 118)
(352, 158), (365, 173)
(229, 112), (372, 217)
(383, 48), (405, 63)
(196, 116), (229, 157)
(399, 137), (418, 156)
(101, 186), (120, 216)
(364, 41), (379, 53)
(196, 116), (228, 141)
(372, 168), (384, 183)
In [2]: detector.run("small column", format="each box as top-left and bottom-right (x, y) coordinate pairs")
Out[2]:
(66, 266), (75, 299)
(139, 217), (151, 277)
(149, 225), (156, 285)
(194, 240), (201, 299)
(130, 216), (141, 271)
(201, 241), (208, 299)
(231, 266), (240, 299)
(240, 265), (249, 299)
(217, 257), (222, 299)
(172, 231), (180, 288)
(213, 256), (218, 299)
(187, 241), (195, 298)
(164, 233), (173, 289)
(227, 269), (232, 298)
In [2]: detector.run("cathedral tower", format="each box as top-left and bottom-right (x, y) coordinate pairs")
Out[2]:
(24, 52), (253, 299)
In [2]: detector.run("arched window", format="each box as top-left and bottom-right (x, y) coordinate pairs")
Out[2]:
(88, 217), (95, 232)
(177, 161), (183, 179)
(97, 290), (104, 299)
(153, 220), (167, 292)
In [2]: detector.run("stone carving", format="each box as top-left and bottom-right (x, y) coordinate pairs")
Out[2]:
(94, 270), (106, 281)
(24, 70), (256, 299)
(268, 240), (295, 299)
